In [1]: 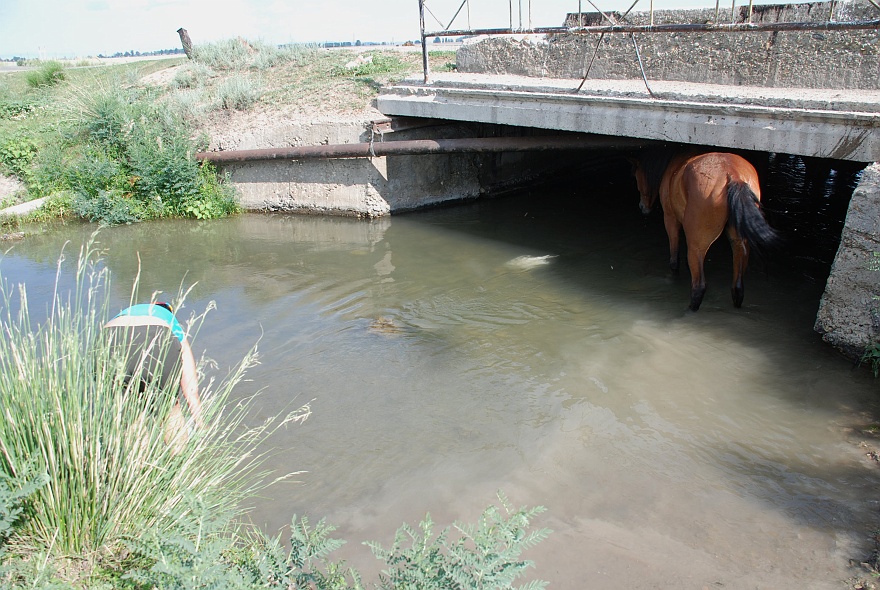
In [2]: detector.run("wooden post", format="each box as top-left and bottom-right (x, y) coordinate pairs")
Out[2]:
(419, 0), (430, 83)
(177, 28), (194, 60)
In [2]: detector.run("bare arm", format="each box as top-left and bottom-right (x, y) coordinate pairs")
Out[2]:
(178, 339), (203, 428)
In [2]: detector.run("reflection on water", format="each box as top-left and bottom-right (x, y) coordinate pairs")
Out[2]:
(2, 162), (878, 589)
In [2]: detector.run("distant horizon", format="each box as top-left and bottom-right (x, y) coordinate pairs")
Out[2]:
(0, 38), (432, 62)
(0, 0), (845, 61)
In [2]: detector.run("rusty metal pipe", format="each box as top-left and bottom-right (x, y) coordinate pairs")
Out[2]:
(196, 136), (647, 164)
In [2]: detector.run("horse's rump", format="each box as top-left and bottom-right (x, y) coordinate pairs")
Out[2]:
(727, 181), (778, 248)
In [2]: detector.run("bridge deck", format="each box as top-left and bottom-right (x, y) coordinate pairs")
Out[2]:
(377, 73), (880, 162)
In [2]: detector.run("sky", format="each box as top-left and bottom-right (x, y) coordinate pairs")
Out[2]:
(1, 0), (738, 60)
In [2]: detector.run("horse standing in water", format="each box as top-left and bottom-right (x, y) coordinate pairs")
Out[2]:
(632, 150), (777, 311)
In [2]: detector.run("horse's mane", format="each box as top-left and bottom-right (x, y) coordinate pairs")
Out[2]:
(638, 147), (676, 195)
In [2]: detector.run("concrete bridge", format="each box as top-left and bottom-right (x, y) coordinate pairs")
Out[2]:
(204, 1), (880, 360)
(379, 0), (880, 162)
(376, 72), (880, 162)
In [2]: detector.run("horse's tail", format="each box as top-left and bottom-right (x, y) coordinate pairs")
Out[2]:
(727, 180), (778, 248)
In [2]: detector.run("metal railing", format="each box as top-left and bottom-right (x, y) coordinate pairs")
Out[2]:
(417, 0), (880, 86)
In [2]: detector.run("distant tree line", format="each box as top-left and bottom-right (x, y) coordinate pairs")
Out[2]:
(1, 48), (185, 63)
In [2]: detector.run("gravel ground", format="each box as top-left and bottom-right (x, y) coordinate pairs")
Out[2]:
(0, 174), (24, 203)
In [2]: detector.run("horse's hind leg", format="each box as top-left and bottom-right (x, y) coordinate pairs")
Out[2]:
(686, 244), (709, 311)
(664, 210), (682, 274)
(728, 227), (749, 308)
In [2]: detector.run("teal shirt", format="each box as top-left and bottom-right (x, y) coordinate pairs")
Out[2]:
(114, 304), (186, 342)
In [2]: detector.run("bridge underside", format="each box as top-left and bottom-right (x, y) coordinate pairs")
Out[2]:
(377, 73), (880, 162)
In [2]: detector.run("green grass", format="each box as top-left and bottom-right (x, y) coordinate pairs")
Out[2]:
(215, 74), (262, 110)
(25, 61), (66, 88)
(0, 237), (305, 572)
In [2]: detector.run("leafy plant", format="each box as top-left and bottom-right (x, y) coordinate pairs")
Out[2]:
(0, 133), (38, 180)
(366, 492), (551, 590)
(124, 496), (254, 589)
(123, 494), (548, 590)
(0, 99), (35, 120)
(863, 343), (880, 378)
(235, 514), (363, 590)
(125, 499), (362, 590)
(0, 464), (48, 553)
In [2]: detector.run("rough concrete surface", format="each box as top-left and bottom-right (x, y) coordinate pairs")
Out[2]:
(815, 163), (880, 358)
(457, 1), (880, 90)
(207, 115), (489, 217)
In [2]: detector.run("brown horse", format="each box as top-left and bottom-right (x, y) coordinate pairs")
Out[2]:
(632, 150), (777, 311)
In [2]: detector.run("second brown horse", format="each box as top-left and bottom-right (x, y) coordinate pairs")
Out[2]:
(632, 150), (777, 311)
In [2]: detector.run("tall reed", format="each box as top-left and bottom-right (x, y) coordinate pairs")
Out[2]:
(0, 235), (306, 562)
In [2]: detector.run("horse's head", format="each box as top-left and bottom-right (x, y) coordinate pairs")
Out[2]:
(628, 156), (656, 215)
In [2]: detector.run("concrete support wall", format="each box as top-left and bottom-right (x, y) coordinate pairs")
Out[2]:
(213, 119), (590, 217)
(815, 163), (880, 359)
(457, 2), (879, 90)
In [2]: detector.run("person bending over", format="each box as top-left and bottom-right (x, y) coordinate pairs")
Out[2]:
(104, 302), (203, 446)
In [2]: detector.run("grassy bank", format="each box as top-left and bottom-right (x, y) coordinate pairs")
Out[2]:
(0, 43), (456, 228)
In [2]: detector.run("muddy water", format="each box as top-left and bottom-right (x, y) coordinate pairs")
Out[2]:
(3, 165), (879, 589)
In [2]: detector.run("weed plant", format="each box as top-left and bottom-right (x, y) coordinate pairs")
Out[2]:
(330, 53), (409, 79)
(193, 39), (317, 72)
(123, 492), (549, 590)
(863, 343), (880, 377)
(25, 61), (66, 89)
(59, 84), (238, 223)
(862, 252), (880, 378)
(216, 75), (262, 110)
(171, 62), (216, 90)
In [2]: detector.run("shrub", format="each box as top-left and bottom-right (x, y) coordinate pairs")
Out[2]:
(171, 62), (215, 89)
(165, 88), (209, 122)
(194, 38), (318, 72)
(25, 61), (66, 88)
(367, 493), (551, 590)
(216, 75), (262, 110)
(124, 492), (549, 590)
(0, 465), (48, 554)
(45, 85), (239, 224)
(0, 99), (35, 120)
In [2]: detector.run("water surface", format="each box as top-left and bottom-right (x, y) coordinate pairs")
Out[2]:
(3, 170), (878, 589)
